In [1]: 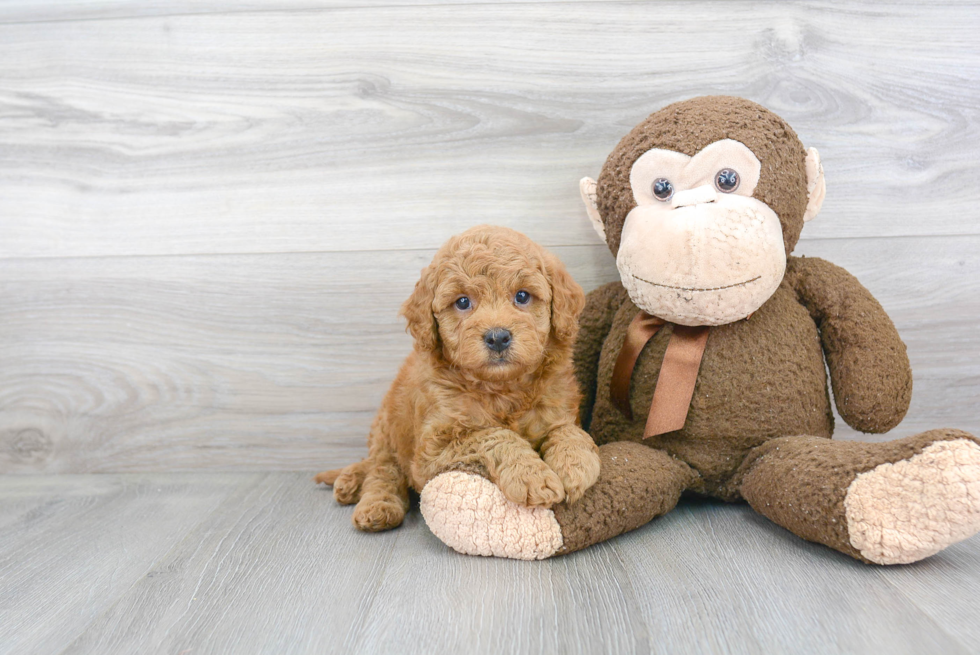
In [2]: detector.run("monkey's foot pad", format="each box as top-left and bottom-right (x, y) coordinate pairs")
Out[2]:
(420, 471), (563, 560)
(846, 439), (980, 564)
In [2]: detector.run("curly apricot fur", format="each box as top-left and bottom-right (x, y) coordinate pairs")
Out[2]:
(316, 225), (600, 531)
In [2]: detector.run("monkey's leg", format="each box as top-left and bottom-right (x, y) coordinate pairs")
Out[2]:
(420, 441), (696, 560)
(737, 429), (980, 564)
(350, 451), (411, 532)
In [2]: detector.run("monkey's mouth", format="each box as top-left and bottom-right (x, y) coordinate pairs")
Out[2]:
(633, 274), (761, 292)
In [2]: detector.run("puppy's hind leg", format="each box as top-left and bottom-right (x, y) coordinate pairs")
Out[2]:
(352, 451), (410, 532)
(315, 459), (371, 505)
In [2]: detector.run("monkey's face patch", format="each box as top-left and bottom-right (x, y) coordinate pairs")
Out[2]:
(617, 139), (786, 326)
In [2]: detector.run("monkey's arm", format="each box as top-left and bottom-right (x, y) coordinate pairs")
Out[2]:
(786, 256), (912, 433)
(573, 282), (629, 431)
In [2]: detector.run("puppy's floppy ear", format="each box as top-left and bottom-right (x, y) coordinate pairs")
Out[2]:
(400, 265), (440, 352)
(544, 251), (585, 347)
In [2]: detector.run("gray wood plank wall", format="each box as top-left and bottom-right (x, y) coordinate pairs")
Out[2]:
(1, 0), (978, 473)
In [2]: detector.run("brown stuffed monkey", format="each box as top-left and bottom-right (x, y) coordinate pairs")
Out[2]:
(420, 96), (980, 564)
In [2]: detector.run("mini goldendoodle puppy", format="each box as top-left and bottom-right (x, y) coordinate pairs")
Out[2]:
(316, 225), (601, 532)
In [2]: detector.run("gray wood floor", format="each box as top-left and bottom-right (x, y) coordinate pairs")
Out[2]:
(2, 472), (979, 655)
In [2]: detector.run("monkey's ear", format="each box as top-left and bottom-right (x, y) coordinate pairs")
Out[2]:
(803, 147), (826, 223)
(579, 177), (607, 242)
(399, 266), (440, 353)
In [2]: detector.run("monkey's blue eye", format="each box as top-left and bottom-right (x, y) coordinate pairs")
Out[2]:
(652, 178), (673, 201)
(454, 296), (471, 310)
(715, 169), (740, 193)
(515, 290), (531, 305)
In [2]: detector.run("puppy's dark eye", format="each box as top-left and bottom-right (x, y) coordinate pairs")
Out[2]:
(652, 178), (674, 201)
(454, 296), (471, 311)
(514, 290), (531, 305)
(715, 168), (740, 193)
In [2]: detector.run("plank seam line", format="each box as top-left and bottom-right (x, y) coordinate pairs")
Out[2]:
(339, 517), (403, 653)
(607, 542), (653, 655)
(0, 0), (633, 27)
(51, 471), (271, 655)
(0, 232), (977, 264)
(873, 567), (975, 654)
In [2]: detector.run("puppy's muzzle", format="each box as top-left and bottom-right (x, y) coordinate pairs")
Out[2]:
(484, 328), (512, 353)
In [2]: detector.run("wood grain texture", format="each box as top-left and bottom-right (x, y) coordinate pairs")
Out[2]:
(3, 472), (978, 655)
(0, 473), (259, 655)
(2, 237), (977, 473)
(0, 0), (978, 473)
(68, 474), (647, 654)
(0, 245), (616, 473)
(873, 530), (980, 648)
(0, 0), (597, 25)
(61, 473), (404, 654)
(614, 497), (980, 654)
(1, 1), (979, 259)
(351, 515), (647, 654)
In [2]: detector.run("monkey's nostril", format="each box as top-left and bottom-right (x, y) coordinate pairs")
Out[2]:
(484, 328), (512, 353)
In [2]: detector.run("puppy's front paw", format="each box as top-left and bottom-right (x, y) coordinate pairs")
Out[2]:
(544, 439), (601, 505)
(352, 498), (406, 532)
(497, 458), (565, 508)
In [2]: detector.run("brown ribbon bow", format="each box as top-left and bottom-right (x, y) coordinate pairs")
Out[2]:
(610, 311), (711, 438)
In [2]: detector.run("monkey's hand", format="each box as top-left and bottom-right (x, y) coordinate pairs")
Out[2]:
(787, 256), (912, 433)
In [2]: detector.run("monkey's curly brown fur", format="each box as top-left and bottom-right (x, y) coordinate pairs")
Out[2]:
(316, 225), (600, 532)
(596, 95), (809, 257)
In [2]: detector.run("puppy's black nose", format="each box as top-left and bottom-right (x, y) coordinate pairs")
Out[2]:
(484, 328), (512, 353)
